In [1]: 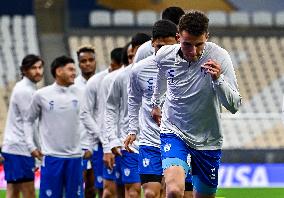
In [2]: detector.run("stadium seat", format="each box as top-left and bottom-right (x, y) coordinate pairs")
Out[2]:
(136, 10), (158, 26)
(89, 10), (112, 27)
(229, 11), (250, 27)
(252, 11), (273, 27)
(275, 10), (284, 27)
(113, 10), (135, 26)
(207, 11), (228, 27)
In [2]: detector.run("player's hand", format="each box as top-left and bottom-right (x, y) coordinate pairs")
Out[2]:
(103, 153), (115, 170)
(151, 106), (162, 126)
(31, 149), (43, 161)
(111, 146), (122, 156)
(124, 134), (136, 153)
(83, 150), (92, 159)
(201, 59), (221, 81)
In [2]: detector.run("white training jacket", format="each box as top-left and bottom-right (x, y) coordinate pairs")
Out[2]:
(105, 65), (139, 154)
(80, 69), (109, 149)
(133, 40), (155, 64)
(2, 77), (40, 156)
(24, 82), (82, 158)
(129, 54), (161, 148)
(100, 67), (124, 153)
(151, 43), (242, 150)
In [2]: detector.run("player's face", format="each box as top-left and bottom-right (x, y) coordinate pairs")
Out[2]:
(57, 63), (76, 86)
(178, 30), (208, 62)
(78, 52), (96, 76)
(152, 36), (177, 53)
(24, 60), (44, 83)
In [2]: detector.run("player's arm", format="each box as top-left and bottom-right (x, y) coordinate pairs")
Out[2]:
(23, 92), (43, 160)
(103, 77), (122, 155)
(151, 57), (167, 126)
(125, 68), (143, 152)
(202, 51), (242, 114)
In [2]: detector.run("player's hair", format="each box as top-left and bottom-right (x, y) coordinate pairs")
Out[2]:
(20, 54), (44, 77)
(131, 33), (151, 48)
(50, 56), (75, 78)
(76, 45), (95, 58)
(178, 11), (209, 36)
(152, 19), (177, 39)
(162, 6), (185, 25)
(121, 42), (131, 65)
(111, 47), (123, 65)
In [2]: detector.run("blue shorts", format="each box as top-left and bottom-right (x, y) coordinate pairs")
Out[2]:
(120, 150), (140, 184)
(40, 156), (83, 198)
(138, 145), (162, 176)
(160, 133), (221, 195)
(2, 153), (35, 183)
(103, 155), (123, 185)
(92, 143), (103, 189)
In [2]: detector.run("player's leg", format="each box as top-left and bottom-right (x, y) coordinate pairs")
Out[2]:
(184, 177), (193, 198)
(93, 143), (104, 197)
(160, 133), (191, 198)
(113, 155), (125, 198)
(102, 163), (118, 198)
(40, 156), (64, 198)
(121, 150), (141, 198)
(190, 149), (221, 198)
(82, 157), (96, 198)
(6, 183), (20, 198)
(139, 145), (163, 198)
(64, 157), (83, 198)
(2, 153), (35, 198)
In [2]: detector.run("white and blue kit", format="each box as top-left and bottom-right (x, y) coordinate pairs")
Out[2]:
(24, 83), (84, 198)
(151, 43), (241, 194)
(133, 40), (154, 64)
(2, 77), (39, 183)
(99, 68), (124, 185)
(80, 69), (109, 188)
(105, 65), (140, 184)
(74, 75), (93, 171)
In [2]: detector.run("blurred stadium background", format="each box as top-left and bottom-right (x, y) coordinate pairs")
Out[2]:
(0, 0), (284, 197)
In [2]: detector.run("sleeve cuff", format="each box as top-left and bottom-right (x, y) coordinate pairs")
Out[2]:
(213, 74), (225, 86)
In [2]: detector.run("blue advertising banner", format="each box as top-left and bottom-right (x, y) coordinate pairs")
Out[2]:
(219, 164), (284, 187)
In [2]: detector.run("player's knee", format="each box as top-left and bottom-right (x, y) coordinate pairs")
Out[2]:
(144, 188), (159, 198)
(128, 188), (141, 198)
(102, 188), (115, 198)
(167, 187), (184, 198)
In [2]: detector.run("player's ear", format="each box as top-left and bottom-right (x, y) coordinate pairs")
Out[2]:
(151, 38), (155, 47)
(205, 32), (209, 40)
(176, 33), (180, 43)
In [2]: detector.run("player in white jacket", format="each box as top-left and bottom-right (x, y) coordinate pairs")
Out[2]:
(2, 54), (44, 198)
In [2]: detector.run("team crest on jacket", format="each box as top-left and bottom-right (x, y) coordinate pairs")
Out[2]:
(143, 158), (150, 167)
(164, 143), (171, 152)
(72, 99), (78, 108)
(49, 100), (54, 110)
(124, 168), (130, 176)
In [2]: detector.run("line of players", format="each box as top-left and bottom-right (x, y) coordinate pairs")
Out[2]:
(1, 7), (241, 198)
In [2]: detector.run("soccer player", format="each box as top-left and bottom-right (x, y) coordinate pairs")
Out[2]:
(151, 11), (241, 198)
(74, 46), (96, 198)
(127, 19), (178, 198)
(2, 54), (44, 198)
(24, 56), (84, 198)
(80, 47), (124, 198)
(133, 6), (185, 63)
(103, 33), (150, 198)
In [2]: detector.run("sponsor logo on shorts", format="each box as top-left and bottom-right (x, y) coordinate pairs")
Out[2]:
(210, 167), (216, 180)
(97, 176), (103, 183)
(143, 158), (150, 167)
(187, 154), (191, 166)
(116, 172), (120, 179)
(164, 143), (171, 152)
(124, 168), (131, 177)
(107, 169), (113, 175)
(46, 189), (52, 197)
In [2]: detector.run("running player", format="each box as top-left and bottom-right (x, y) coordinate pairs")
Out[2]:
(2, 54), (44, 198)
(151, 11), (241, 198)
(127, 19), (178, 198)
(80, 47), (124, 198)
(24, 56), (84, 198)
(74, 46), (96, 198)
(104, 33), (150, 197)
